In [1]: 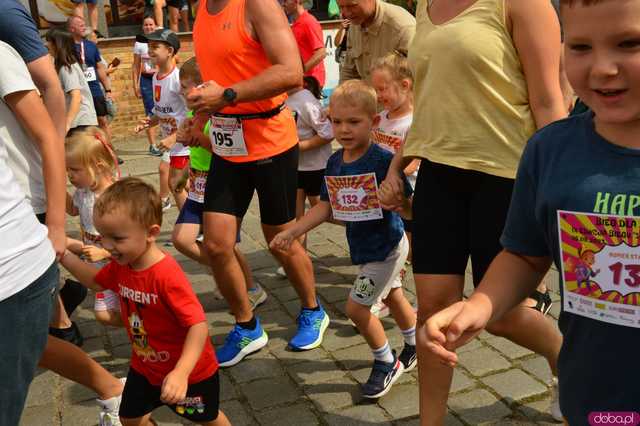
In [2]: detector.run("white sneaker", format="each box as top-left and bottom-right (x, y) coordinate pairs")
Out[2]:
(370, 300), (390, 318)
(247, 283), (268, 310)
(275, 266), (287, 278)
(97, 377), (125, 426)
(549, 376), (563, 422)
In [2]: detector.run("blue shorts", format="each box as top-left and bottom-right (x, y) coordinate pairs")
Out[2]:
(71, 0), (97, 4)
(0, 262), (58, 426)
(139, 75), (154, 117)
(176, 199), (241, 243)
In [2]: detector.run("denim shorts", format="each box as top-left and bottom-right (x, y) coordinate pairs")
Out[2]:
(0, 262), (58, 426)
(139, 75), (154, 116)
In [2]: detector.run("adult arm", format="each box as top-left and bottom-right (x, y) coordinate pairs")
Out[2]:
(188, 0), (302, 113)
(299, 135), (332, 152)
(304, 47), (327, 73)
(60, 250), (103, 292)
(26, 57), (67, 139)
(6, 89), (67, 258)
(338, 30), (360, 82)
(97, 61), (113, 99)
(132, 53), (142, 98)
(508, 0), (566, 128)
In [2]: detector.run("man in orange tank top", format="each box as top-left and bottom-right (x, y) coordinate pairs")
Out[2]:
(187, 0), (329, 368)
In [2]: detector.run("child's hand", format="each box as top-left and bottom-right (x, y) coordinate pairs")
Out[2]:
(176, 119), (195, 146)
(81, 245), (110, 263)
(379, 177), (405, 212)
(174, 168), (189, 192)
(160, 369), (189, 405)
(421, 300), (491, 367)
(135, 117), (151, 133)
(270, 230), (296, 252)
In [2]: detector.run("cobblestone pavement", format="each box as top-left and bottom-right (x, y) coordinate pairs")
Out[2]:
(21, 138), (564, 425)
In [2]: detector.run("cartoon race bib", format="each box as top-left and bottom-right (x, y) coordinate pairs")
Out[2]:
(209, 116), (248, 157)
(558, 210), (640, 328)
(325, 173), (383, 222)
(371, 129), (403, 154)
(83, 66), (97, 82)
(188, 169), (207, 203)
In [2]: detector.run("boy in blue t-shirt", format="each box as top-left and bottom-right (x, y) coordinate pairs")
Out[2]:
(271, 80), (417, 399)
(419, 1), (640, 424)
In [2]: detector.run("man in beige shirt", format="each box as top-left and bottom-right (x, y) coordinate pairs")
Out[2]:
(338, 0), (415, 82)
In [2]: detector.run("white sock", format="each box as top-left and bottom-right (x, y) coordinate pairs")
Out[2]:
(372, 341), (394, 363)
(402, 326), (416, 346)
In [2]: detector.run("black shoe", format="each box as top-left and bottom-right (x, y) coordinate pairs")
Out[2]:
(59, 279), (88, 317)
(398, 343), (417, 372)
(361, 350), (404, 399)
(49, 322), (84, 347)
(117, 157), (124, 165)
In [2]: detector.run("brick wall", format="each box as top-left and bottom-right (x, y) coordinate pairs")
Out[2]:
(97, 33), (195, 141)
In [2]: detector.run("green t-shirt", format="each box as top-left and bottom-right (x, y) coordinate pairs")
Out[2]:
(187, 111), (212, 172)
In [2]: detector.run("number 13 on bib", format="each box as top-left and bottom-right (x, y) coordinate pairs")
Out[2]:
(209, 116), (248, 157)
(325, 173), (383, 222)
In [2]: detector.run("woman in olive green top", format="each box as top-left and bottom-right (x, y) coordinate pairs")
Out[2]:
(380, 0), (567, 423)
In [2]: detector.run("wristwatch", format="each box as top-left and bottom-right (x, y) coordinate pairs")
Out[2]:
(223, 88), (238, 105)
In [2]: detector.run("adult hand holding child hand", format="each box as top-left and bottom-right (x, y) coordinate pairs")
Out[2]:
(81, 245), (110, 263)
(422, 298), (493, 367)
(379, 173), (405, 212)
(186, 81), (226, 114)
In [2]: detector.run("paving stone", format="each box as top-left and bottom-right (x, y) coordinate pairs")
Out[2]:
(219, 371), (238, 402)
(332, 343), (372, 371)
(270, 285), (299, 303)
(24, 371), (58, 408)
(485, 337), (534, 360)
(19, 404), (58, 426)
(59, 401), (103, 426)
(320, 323), (367, 352)
(518, 397), (557, 423)
(220, 400), (255, 426)
(451, 369), (476, 393)
(268, 334), (330, 365)
(228, 354), (285, 384)
(396, 413), (464, 426)
(378, 384), (419, 419)
(322, 404), (392, 426)
(287, 359), (345, 385)
(304, 377), (360, 412)
(240, 376), (301, 411)
(456, 338), (483, 354)
(257, 309), (294, 331)
(448, 389), (512, 424)
(317, 285), (349, 303)
(257, 402), (319, 426)
(457, 347), (511, 377)
(481, 369), (548, 401)
(151, 405), (189, 425)
(62, 379), (98, 404)
(520, 356), (553, 384)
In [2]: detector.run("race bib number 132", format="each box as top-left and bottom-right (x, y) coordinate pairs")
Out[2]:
(325, 173), (383, 222)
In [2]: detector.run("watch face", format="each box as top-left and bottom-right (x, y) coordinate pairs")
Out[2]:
(224, 88), (237, 103)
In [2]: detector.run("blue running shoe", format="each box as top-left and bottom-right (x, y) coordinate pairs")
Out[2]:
(216, 319), (268, 367)
(361, 350), (404, 399)
(288, 303), (329, 351)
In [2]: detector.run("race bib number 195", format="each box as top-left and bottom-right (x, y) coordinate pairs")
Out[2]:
(209, 116), (248, 157)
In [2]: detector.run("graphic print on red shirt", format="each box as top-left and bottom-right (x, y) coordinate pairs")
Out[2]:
(95, 254), (218, 385)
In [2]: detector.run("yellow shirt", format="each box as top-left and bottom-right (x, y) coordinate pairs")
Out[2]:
(404, 0), (536, 179)
(339, 0), (416, 82)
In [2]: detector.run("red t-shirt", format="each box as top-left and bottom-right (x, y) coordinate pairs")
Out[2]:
(95, 254), (218, 386)
(292, 10), (326, 87)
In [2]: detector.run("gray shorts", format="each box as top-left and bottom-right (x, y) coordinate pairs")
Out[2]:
(350, 234), (409, 306)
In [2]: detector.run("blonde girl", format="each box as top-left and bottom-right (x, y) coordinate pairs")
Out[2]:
(65, 127), (122, 327)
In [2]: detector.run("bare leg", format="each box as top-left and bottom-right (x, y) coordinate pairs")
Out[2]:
(87, 3), (99, 33)
(263, 221), (317, 309)
(154, 0), (165, 28)
(295, 189), (307, 246)
(97, 116), (112, 145)
(168, 167), (187, 210)
(146, 125), (157, 147)
(121, 413), (154, 426)
(168, 6), (179, 32)
(201, 411), (231, 426)
(235, 246), (256, 291)
(203, 213), (252, 321)
(415, 273), (465, 426)
(346, 298), (387, 349)
(49, 295), (72, 328)
(158, 160), (170, 201)
(180, 6), (190, 31)
(173, 223), (204, 262)
(383, 287), (416, 331)
(94, 310), (124, 327)
(39, 335), (124, 400)
(73, 3), (84, 18)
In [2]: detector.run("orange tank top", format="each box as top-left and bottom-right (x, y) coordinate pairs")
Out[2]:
(193, 0), (298, 162)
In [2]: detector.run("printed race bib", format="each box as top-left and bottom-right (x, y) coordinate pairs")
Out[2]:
(188, 169), (208, 203)
(558, 210), (640, 328)
(371, 129), (403, 154)
(83, 66), (97, 82)
(325, 173), (383, 222)
(209, 116), (247, 157)
(158, 117), (177, 139)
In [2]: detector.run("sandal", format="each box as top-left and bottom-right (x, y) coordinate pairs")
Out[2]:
(529, 289), (553, 316)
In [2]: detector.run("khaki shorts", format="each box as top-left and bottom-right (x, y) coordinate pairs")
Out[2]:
(350, 234), (409, 306)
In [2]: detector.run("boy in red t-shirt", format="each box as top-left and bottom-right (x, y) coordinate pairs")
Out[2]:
(61, 177), (230, 426)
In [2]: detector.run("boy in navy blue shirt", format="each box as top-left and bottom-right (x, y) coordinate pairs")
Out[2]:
(271, 80), (417, 399)
(420, 1), (640, 424)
